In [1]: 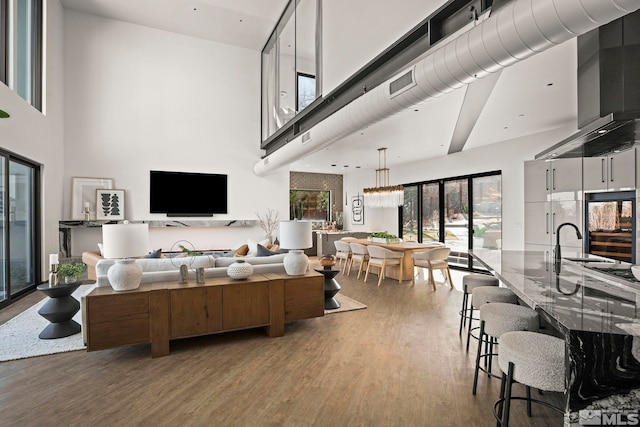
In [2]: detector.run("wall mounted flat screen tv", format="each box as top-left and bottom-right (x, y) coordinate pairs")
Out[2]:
(150, 170), (227, 216)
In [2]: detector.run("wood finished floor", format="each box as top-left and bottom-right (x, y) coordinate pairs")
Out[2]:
(0, 264), (563, 427)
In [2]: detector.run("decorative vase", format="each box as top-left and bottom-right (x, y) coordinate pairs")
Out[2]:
(227, 260), (253, 280)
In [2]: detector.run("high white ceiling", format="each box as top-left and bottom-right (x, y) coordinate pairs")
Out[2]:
(59, 0), (580, 174)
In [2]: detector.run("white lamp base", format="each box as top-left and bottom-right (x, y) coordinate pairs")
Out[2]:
(283, 250), (309, 276)
(107, 259), (143, 291)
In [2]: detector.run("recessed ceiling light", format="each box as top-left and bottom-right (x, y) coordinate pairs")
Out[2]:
(331, 164), (337, 167)
(518, 113), (524, 117)
(343, 165), (349, 168)
(504, 126), (509, 129)
(356, 166), (361, 168)
(546, 83), (554, 86)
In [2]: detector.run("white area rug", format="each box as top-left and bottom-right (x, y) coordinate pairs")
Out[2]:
(0, 284), (94, 362)
(324, 293), (367, 315)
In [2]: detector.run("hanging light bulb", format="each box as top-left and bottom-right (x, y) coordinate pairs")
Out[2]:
(363, 147), (404, 208)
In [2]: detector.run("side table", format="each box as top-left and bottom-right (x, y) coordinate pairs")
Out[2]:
(36, 281), (85, 339)
(314, 268), (341, 310)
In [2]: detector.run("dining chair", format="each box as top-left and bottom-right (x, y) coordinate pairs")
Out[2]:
(333, 240), (352, 273)
(411, 246), (453, 290)
(348, 243), (369, 279)
(365, 245), (404, 287)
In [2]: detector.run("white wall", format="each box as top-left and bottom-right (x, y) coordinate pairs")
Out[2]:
(343, 127), (573, 250)
(63, 11), (289, 254)
(0, 0), (65, 279)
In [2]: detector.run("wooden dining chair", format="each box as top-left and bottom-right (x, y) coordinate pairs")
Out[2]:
(348, 243), (369, 279)
(365, 245), (404, 287)
(333, 240), (352, 274)
(411, 247), (453, 290)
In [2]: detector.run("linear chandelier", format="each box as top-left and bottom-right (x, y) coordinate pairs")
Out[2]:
(363, 147), (404, 208)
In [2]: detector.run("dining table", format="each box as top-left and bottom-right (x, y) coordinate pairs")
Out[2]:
(348, 239), (443, 281)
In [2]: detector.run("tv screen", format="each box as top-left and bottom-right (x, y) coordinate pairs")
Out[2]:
(150, 170), (228, 216)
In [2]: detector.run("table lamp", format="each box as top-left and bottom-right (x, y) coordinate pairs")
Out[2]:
(279, 220), (313, 276)
(102, 222), (149, 291)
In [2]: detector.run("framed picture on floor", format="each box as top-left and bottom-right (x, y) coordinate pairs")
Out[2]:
(352, 195), (364, 225)
(71, 177), (114, 220)
(96, 189), (125, 220)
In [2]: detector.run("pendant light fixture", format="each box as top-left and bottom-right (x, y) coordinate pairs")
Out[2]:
(363, 147), (404, 208)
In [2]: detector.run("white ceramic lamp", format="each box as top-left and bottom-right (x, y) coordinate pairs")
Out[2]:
(102, 222), (149, 291)
(279, 220), (313, 276)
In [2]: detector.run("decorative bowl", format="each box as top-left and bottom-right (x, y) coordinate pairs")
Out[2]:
(227, 260), (253, 280)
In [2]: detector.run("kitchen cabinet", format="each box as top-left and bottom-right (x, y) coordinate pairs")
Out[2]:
(583, 148), (635, 192)
(524, 158), (583, 202)
(524, 158), (583, 254)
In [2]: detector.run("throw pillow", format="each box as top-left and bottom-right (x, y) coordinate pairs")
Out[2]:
(234, 244), (249, 256)
(144, 248), (162, 258)
(247, 238), (271, 257)
(257, 243), (278, 257)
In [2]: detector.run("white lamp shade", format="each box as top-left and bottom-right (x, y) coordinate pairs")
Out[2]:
(279, 220), (312, 249)
(102, 223), (149, 259)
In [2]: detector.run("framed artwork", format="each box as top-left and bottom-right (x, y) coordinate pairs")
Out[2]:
(96, 189), (125, 220)
(71, 177), (114, 220)
(352, 196), (364, 225)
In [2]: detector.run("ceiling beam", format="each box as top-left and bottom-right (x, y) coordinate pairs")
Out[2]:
(448, 70), (502, 154)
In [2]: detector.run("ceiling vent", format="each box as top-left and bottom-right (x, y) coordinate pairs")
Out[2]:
(389, 68), (416, 98)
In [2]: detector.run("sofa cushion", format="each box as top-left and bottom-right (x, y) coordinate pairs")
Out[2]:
(234, 244), (249, 256)
(144, 248), (163, 258)
(257, 244), (278, 257)
(215, 253), (286, 267)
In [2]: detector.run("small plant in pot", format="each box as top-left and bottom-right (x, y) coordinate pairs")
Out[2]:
(58, 262), (86, 284)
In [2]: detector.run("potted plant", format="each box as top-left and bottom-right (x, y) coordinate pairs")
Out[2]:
(58, 262), (86, 284)
(367, 232), (400, 244)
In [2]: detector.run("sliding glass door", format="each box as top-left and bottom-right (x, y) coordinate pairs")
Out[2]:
(0, 151), (40, 306)
(400, 171), (501, 270)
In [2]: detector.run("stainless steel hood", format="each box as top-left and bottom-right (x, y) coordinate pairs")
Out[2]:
(536, 10), (640, 160)
(535, 113), (640, 160)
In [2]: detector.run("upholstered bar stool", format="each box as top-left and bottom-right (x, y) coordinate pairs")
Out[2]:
(494, 331), (565, 427)
(472, 303), (539, 395)
(466, 286), (517, 351)
(460, 274), (499, 336)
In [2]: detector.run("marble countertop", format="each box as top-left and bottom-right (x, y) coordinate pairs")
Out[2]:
(471, 249), (640, 336)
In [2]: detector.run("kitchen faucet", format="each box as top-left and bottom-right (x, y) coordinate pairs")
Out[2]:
(554, 222), (583, 273)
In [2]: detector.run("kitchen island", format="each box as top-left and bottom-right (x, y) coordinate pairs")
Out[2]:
(471, 249), (640, 425)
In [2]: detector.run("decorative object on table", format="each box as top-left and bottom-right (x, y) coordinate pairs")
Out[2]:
(102, 221), (149, 291)
(315, 268), (342, 310)
(36, 282), (82, 339)
(196, 267), (205, 284)
(320, 254), (336, 269)
(351, 195), (364, 225)
(169, 240), (206, 284)
(0, 108), (10, 118)
(96, 188), (125, 220)
(48, 253), (59, 287)
(71, 177), (114, 220)
(256, 208), (280, 242)
(367, 232), (400, 244)
(57, 262), (86, 284)
(83, 202), (91, 221)
(279, 220), (313, 276)
(363, 147), (404, 208)
(227, 260), (254, 280)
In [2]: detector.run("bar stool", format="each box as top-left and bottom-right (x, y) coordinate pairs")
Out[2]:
(494, 331), (565, 427)
(348, 243), (369, 280)
(472, 303), (539, 395)
(466, 286), (517, 351)
(460, 274), (499, 335)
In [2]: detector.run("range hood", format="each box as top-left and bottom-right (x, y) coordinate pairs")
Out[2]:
(536, 10), (640, 160)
